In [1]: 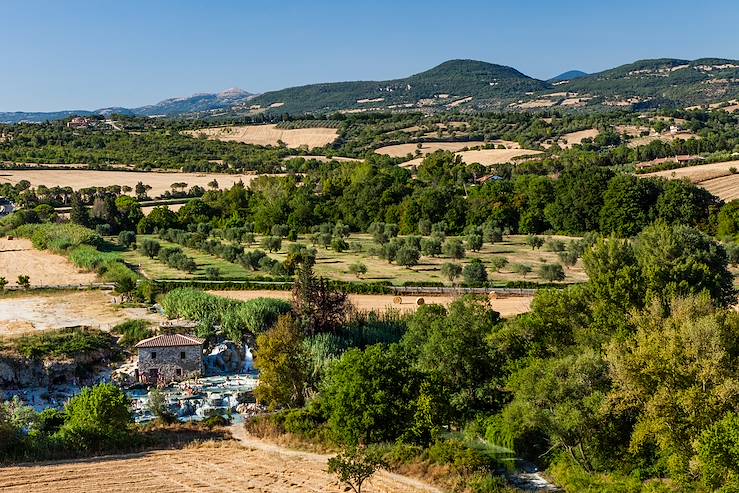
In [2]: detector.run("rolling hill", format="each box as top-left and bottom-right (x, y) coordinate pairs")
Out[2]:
(1, 57), (738, 122)
(249, 59), (550, 114)
(548, 70), (589, 82)
(0, 88), (256, 124)
(563, 58), (739, 107)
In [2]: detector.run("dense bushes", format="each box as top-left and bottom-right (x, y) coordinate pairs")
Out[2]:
(112, 319), (154, 347)
(13, 223), (100, 251)
(7, 327), (118, 359)
(160, 288), (291, 340)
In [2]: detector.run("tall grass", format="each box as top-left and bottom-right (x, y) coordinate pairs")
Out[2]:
(13, 224), (137, 285)
(160, 288), (291, 339)
(14, 223), (100, 252)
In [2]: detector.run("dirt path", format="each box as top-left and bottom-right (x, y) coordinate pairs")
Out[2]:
(228, 425), (442, 493)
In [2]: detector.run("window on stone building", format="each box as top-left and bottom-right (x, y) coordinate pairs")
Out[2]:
(151, 351), (156, 359)
(180, 351), (186, 360)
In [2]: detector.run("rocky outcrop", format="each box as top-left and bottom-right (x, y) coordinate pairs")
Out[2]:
(204, 342), (243, 375)
(0, 349), (112, 389)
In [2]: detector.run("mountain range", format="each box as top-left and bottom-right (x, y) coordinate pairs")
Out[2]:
(1, 58), (737, 123)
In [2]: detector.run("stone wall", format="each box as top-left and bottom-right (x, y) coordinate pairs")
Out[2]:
(137, 345), (203, 384)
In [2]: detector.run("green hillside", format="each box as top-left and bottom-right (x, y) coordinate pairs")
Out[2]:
(564, 58), (739, 107)
(249, 59), (550, 114)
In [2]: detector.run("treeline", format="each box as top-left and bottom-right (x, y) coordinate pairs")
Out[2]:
(129, 155), (722, 239)
(0, 120), (295, 172)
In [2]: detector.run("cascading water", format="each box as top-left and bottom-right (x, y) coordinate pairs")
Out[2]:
(242, 343), (254, 373)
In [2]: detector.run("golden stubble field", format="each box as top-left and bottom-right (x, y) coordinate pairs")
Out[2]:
(0, 439), (440, 493)
(375, 141), (541, 167)
(0, 170), (266, 197)
(184, 124), (339, 148)
(641, 160), (739, 201)
(209, 289), (533, 319)
(0, 237), (97, 287)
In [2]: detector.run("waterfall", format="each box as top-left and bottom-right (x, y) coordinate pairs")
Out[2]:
(242, 343), (254, 373)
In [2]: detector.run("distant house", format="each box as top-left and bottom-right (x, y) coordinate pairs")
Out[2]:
(66, 116), (95, 129)
(135, 334), (204, 384)
(634, 155), (704, 170)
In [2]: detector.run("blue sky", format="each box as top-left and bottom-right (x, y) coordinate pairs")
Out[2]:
(2, 0), (737, 111)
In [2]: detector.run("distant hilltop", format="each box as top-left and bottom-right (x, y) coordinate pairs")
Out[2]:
(2, 57), (738, 122)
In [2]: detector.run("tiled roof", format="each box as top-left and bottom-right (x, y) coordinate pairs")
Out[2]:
(134, 334), (205, 348)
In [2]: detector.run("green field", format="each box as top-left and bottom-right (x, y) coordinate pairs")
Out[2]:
(121, 236), (253, 280)
(124, 233), (587, 285)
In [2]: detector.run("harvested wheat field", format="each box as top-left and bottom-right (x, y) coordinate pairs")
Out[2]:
(0, 290), (162, 335)
(0, 237), (97, 287)
(185, 124), (339, 148)
(209, 289), (533, 318)
(375, 141), (486, 157)
(627, 130), (698, 148)
(283, 155), (362, 163)
(0, 170), (264, 198)
(700, 174), (739, 201)
(557, 128), (599, 148)
(455, 148), (543, 166)
(0, 439), (439, 493)
(642, 160), (739, 183)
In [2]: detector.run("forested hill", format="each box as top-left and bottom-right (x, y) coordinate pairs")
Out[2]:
(2, 57), (738, 123)
(249, 59), (549, 114)
(564, 58), (739, 107)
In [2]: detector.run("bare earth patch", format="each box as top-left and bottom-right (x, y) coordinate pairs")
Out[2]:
(0, 170), (266, 198)
(0, 291), (162, 335)
(0, 439), (439, 493)
(185, 124), (339, 148)
(208, 290), (533, 318)
(0, 238), (97, 287)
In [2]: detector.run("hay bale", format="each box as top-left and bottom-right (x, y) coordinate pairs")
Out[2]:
(416, 297), (425, 305)
(393, 296), (402, 304)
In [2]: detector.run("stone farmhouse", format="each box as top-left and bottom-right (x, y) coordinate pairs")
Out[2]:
(135, 334), (205, 384)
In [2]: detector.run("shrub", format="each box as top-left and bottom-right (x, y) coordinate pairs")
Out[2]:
(112, 319), (153, 347)
(57, 384), (132, 452)
(17, 275), (30, 289)
(348, 262), (367, 278)
(139, 239), (161, 258)
(443, 239), (466, 259)
(538, 263), (565, 281)
(117, 230), (136, 249)
(396, 246), (420, 268)
(463, 259), (488, 286)
(489, 256), (508, 272)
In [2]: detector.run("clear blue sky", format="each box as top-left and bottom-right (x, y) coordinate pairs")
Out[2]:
(2, 0), (737, 112)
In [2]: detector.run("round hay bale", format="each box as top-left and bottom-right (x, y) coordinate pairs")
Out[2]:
(416, 297), (425, 305)
(393, 296), (402, 304)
